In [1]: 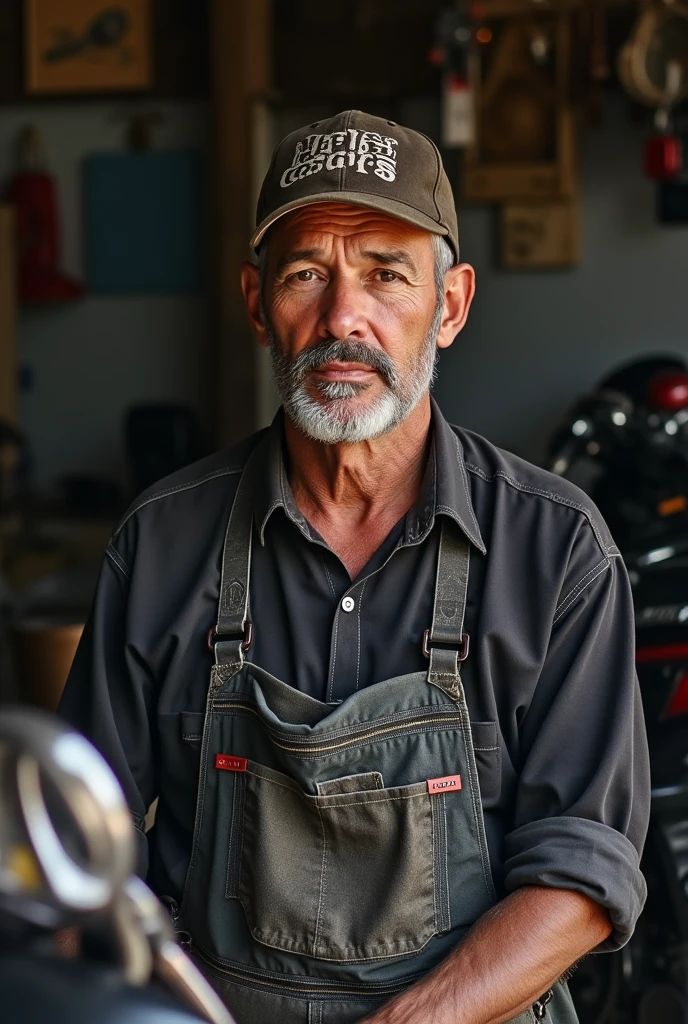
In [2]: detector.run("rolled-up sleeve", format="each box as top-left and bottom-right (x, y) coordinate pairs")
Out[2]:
(503, 547), (650, 950)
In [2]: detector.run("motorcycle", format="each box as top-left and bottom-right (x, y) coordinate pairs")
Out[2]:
(547, 356), (688, 1024)
(0, 705), (237, 1024)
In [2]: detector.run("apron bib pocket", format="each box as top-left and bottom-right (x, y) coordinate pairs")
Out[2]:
(232, 761), (449, 962)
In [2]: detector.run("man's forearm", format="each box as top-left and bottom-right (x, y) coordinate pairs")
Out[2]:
(361, 886), (612, 1024)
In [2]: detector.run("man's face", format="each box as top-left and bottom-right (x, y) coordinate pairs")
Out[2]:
(259, 203), (445, 444)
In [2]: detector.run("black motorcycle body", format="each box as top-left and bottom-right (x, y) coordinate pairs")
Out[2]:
(547, 358), (688, 1024)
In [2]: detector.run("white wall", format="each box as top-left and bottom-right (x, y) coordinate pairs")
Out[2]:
(0, 100), (210, 488)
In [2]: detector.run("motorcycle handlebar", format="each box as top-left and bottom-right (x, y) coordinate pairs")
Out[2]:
(0, 706), (236, 1024)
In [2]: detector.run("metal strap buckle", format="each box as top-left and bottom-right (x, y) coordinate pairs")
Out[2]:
(207, 621), (253, 653)
(422, 629), (470, 662)
(533, 989), (553, 1020)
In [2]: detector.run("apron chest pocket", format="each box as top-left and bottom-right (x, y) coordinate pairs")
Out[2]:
(227, 761), (451, 963)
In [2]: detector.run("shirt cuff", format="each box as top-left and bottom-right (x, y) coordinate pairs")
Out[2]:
(502, 816), (647, 951)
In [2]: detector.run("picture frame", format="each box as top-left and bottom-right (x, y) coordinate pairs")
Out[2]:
(24, 0), (152, 96)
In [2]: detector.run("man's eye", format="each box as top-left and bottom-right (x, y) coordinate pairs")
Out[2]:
(294, 269), (317, 282)
(375, 270), (400, 283)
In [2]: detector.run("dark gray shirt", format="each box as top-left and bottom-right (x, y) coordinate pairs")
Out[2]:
(60, 400), (650, 950)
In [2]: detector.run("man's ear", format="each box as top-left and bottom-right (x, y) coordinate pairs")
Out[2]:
(436, 263), (476, 351)
(241, 261), (270, 348)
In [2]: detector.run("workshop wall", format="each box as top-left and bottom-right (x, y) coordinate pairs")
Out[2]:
(435, 90), (688, 464)
(0, 100), (209, 489)
(4, 93), (685, 484)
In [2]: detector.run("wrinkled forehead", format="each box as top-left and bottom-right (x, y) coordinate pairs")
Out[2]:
(265, 201), (435, 258)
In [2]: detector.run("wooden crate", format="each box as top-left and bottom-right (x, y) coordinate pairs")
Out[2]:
(463, 13), (577, 202)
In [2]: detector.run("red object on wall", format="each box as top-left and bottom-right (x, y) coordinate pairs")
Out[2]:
(644, 134), (683, 181)
(6, 127), (83, 305)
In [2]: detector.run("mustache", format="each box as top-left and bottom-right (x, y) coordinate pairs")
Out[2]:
(288, 339), (398, 388)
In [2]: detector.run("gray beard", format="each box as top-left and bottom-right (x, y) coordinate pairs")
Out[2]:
(264, 301), (443, 444)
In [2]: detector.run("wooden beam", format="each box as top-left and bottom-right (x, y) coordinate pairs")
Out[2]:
(209, 0), (272, 447)
(478, 0), (634, 12)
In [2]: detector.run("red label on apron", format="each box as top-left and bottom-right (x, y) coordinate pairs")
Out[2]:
(215, 754), (247, 772)
(427, 774), (462, 794)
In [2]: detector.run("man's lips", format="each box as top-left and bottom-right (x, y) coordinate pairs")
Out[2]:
(313, 361), (378, 382)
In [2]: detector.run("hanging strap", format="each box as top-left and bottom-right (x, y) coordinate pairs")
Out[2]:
(424, 521), (471, 699)
(209, 445), (261, 673)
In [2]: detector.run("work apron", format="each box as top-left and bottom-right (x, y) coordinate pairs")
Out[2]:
(179, 441), (578, 1024)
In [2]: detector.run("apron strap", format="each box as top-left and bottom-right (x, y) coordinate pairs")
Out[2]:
(425, 521), (471, 699)
(210, 444), (261, 672)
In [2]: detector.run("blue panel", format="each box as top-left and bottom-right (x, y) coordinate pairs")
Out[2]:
(84, 150), (203, 294)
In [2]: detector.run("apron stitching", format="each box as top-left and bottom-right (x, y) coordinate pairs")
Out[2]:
(246, 787), (430, 809)
(191, 939), (424, 986)
(250, 764), (431, 801)
(217, 702), (462, 740)
(249, 721), (464, 759)
(224, 772), (239, 898)
(431, 799), (440, 931)
(307, 794), (427, 810)
(312, 805), (328, 956)
(248, 770), (300, 793)
(459, 714), (497, 899)
(442, 794), (451, 929)
(237, 789), (247, 900)
(180, 686), (215, 917)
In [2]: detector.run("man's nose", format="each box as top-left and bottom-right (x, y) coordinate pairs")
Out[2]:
(317, 275), (368, 340)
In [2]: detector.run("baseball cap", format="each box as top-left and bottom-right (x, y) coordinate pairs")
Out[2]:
(250, 109), (459, 260)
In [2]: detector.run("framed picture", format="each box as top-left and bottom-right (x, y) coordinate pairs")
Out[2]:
(25, 0), (151, 95)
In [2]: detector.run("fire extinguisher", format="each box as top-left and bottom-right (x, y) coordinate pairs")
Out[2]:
(6, 126), (83, 305)
(644, 62), (684, 182)
(429, 2), (480, 149)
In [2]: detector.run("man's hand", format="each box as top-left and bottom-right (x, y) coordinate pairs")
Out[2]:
(360, 886), (612, 1024)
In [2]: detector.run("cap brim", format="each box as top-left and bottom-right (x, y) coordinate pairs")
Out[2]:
(250, 191), (452, 252)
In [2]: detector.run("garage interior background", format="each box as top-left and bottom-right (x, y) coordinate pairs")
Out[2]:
(0, 0), (685, 494)
(1, 0), (687, 709)
(1, 5), (686, 1022)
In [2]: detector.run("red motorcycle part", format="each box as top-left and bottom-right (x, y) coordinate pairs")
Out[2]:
(647, 371), (688, 411)
(636, 646), (688, 718)
(665, 671), (688, 717)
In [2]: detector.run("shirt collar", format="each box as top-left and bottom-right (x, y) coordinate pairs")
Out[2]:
(402, 398), (486, 554)
(254, 411), (313, 544)
(253, 400), (486, 555)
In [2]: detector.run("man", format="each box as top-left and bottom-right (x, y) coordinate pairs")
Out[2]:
(60, 111), (649, 1024)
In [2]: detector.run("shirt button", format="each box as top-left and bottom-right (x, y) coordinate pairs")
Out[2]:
(341, 596), (355, 613)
